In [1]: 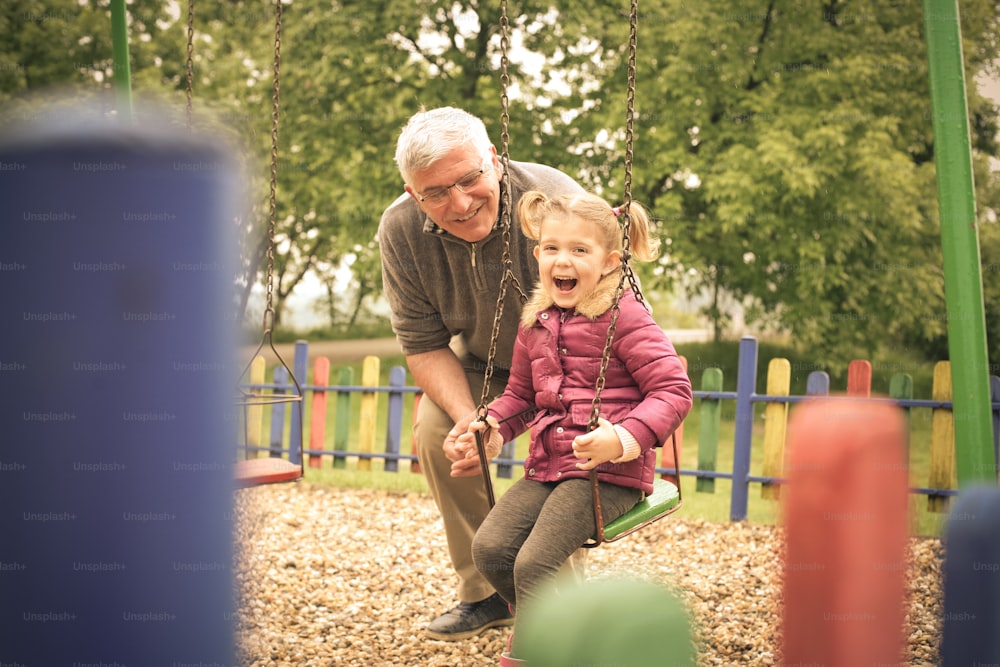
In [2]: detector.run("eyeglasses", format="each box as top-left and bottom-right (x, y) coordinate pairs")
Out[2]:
(417, 166), (488, 206)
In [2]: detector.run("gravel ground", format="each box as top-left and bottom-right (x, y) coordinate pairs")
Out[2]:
(233, 482), (943, 667)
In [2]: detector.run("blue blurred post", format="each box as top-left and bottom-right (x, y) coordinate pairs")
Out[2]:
(941, 485), (1000, 665)
(806, 371), (830, 396)
(291, 340), (308, 466)
(270, 366), (289, 456)
(0, 103), (239, 664)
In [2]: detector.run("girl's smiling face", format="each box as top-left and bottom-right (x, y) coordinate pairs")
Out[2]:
(533, 214), (621, 309)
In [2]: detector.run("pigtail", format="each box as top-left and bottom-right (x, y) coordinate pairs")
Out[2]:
(620, 202), (660, 262)
(517, 190), (549, 240)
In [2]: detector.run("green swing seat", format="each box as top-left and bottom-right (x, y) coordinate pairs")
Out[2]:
(594, 477), (681, 543)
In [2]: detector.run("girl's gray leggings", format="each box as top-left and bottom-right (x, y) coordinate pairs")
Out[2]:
(471, 476), (641, 651)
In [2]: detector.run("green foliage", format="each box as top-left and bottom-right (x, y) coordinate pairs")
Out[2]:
(583, 0), (1000, 366)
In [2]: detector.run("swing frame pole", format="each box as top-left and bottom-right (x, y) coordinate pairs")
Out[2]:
(109, 0), (133, 121)
(922, 0), (995, 486)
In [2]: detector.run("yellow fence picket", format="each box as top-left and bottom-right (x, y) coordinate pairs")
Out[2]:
(928, 361), (956, 513)
(358, 355), (381, 471)
(245, 355), (266, 458)
(761, 358), (790, 500)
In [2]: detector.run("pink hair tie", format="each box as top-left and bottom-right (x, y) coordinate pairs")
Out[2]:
(612, 206), (622, 216)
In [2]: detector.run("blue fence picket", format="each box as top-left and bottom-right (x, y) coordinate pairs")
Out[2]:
(497, 440), (516, 479)
(731, 336), (759, 521)
(270, 366), (288, 457)
(806, 371), (830, 396)
(385, 366), (407, 473)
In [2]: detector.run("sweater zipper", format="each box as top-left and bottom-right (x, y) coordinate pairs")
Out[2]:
(469, 242), (477, 268)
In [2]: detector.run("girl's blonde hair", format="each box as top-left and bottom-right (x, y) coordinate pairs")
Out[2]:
(517, 190), (659, 261)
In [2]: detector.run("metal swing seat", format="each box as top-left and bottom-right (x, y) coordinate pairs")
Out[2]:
(185, 0), (304, 487)
(233, 309), (305, 488)
(475, 0), (682, 547)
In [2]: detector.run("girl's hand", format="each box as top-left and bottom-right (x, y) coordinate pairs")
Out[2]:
(572, 417), (624, 471)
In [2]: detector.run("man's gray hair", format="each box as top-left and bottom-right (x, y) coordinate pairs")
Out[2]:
(394, 107), (493, 182)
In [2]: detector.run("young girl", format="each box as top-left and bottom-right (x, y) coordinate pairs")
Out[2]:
(454, 190), (693, 666)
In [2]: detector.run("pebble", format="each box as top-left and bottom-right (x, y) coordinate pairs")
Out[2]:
(234, 482), (943, 666)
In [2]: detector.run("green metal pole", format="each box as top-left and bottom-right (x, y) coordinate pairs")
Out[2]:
(922, 0), (995, 486)
(110, 0), (133, 120)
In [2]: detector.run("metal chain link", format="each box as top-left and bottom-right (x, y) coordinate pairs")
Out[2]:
(589, 0), (640, 432)
(477, 0), (522, 417)
(623, 0), (644, 306)
(262, 0), (283, 334)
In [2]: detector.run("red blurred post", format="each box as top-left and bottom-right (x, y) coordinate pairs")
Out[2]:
(781, 398), (909, 667)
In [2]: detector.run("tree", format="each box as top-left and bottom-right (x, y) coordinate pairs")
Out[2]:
(550, 0), (1000, 366)
(185, 0), (638, 332)
(0, 0), (173, 103)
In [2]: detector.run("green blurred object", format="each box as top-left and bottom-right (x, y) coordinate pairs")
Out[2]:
(518, 577), (695, 667)
(109, 0), (133, 120)
(922, 0), (994, 488)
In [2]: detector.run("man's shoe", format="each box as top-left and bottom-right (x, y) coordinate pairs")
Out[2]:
(425, 593), (514, 641)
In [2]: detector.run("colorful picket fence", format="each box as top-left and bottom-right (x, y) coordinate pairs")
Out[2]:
(239, 337), (1000, 521)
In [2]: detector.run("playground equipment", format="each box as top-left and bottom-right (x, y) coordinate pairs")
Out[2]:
(922, 0), (994, 485)
(941, 485), (1000, 665)
(517, 577), (695, 667)
(91, 0), (997, 663)
(249, 337), (996, 508)
(0, 107), (238, 664)
(473, 0), (683, 551)
(781, 399), (910, 666)
(179, 0), (305, 487)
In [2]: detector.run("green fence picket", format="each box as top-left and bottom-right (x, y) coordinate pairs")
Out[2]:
(696, 367), (723, 493)
(333, 366), (354, 469)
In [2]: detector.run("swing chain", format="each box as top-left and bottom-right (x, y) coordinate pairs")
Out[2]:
(587, 0), (640, 545)
(262, 0), (283, 334)
(588, 0), (640, 433)
(477, 0), (523, 419)
(622, 0), (644, 307)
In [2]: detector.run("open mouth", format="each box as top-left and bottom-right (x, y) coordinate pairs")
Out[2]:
(554, 277), (577, 292)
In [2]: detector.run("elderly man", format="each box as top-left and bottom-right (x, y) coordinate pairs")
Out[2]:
(378, 107), (585, 640)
